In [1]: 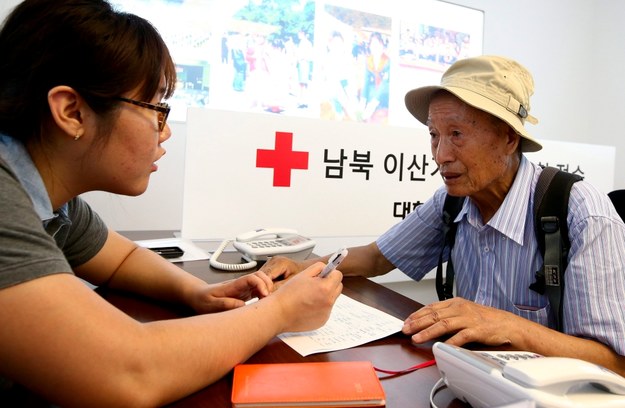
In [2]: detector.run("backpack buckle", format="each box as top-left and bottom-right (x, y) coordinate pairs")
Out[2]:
(540, 216), (559, 234)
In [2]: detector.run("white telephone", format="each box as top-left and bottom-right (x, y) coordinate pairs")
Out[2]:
(432, 342), (625, 408)
(209, 228), (315, 271)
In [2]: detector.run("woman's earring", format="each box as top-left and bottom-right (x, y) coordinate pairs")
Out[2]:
(74, 131), (82, 141)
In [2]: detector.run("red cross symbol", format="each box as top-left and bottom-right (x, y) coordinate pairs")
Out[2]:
(256, 131), (309, 187)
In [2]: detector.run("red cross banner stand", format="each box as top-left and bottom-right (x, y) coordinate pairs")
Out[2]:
(181, 108), (615, 241)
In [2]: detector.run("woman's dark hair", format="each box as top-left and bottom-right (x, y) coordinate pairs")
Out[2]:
(0, 0), (177, 142)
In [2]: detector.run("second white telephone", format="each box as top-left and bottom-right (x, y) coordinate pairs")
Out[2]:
(432, 342), (625, 408)
(209, 228), (315, 271)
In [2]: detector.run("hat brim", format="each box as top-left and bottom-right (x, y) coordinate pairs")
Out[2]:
(405, 86), (542, 153)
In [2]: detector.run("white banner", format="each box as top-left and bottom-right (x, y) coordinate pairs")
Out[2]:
(182, 108), (615, 240)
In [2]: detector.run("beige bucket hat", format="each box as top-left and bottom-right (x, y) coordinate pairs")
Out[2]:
(404, 55), (542, 152)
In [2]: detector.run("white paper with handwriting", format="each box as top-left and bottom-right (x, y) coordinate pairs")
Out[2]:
(277, 294), (404, 357)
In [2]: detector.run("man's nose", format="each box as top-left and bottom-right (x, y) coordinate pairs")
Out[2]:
(433, 136), (454, 164)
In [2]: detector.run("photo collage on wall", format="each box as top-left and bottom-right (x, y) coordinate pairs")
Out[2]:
(113, 0), (483, 127)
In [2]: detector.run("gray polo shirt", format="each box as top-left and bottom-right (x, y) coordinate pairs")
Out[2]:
(0, 134), (107, 289)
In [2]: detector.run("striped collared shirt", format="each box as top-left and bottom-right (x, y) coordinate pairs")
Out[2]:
(377, 156), (625, 355)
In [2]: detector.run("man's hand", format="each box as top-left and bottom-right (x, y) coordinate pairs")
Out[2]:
(402, 297), (520, 347)
(403, 297), (625, 378)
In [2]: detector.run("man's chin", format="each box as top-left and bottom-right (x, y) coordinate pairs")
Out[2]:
(444, 186), (468, 198)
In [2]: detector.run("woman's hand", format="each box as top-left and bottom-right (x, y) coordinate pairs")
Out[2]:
(258, 256), (306, 288)
(271, 262), (343, 333)
(190, 271), (274, 314)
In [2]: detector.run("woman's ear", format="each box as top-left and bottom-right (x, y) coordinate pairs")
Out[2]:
(47, 86), (84, 140)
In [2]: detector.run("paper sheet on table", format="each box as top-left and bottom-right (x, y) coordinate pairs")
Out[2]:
(135, 238), (209, 262)
(278, 294), (404, 356)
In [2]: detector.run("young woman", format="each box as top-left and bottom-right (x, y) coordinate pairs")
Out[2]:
(0, 1), (343, 406)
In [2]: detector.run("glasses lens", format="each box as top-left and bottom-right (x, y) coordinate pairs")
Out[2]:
(117, 97), (170, 132)
(157, 103), (170, 132)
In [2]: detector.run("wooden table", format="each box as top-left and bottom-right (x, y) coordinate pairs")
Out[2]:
(99, 232), (466, 407)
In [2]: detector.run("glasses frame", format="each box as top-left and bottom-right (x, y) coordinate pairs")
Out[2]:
(115, 96), (171, 132)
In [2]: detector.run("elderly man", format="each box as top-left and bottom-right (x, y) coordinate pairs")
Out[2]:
(262, 55), (625, 375)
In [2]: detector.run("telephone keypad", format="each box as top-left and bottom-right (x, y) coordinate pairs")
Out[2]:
(249, 240), (285, 248)
(478, 351), (543, 368)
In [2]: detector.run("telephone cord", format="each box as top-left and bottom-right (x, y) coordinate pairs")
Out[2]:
(429, 377), (447, 408)
(209, 239), (257, 271)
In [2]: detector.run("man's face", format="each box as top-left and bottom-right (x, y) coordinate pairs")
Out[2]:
(427, 91), (520, 200)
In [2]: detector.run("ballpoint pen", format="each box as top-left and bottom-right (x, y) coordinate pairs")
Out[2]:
(319, 248), (348, 278)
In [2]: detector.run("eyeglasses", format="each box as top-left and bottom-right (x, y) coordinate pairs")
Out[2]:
(115, 96), (171, 132)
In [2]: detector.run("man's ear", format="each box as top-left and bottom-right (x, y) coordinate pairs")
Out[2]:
(47, 86), (84, 140)
(506, 126), (521, 154)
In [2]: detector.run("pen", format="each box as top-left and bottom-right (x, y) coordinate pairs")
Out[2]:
(319, 248), (348, 278)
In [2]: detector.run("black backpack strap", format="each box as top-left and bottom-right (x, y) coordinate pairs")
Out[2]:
(436, 195), (465, 301)
(529, 166), (582, 332)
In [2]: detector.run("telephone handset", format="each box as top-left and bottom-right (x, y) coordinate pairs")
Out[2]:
(209, 228), (315, 271)
(432, 342), (625, 408)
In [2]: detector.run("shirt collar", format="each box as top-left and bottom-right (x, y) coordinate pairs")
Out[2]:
(487, 155), (534, 245)
(0, 134), (57, 222)
(460, 155), (534, 246)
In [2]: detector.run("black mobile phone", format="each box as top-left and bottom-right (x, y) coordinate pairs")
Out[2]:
(149, 246), (185, 259)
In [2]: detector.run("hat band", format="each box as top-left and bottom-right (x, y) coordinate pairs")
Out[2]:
(506, 95), (524, 118)
(504, 95), (537, 125)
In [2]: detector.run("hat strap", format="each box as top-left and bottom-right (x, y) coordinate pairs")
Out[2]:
(506, 95), (538, 124)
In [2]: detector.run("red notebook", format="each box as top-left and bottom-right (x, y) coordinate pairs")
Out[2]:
(231, 361), (386, 407)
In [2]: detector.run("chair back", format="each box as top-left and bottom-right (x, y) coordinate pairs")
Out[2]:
(608, 190), (625, 222)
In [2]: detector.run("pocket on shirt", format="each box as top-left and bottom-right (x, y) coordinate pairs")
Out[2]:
(513, 303), (550, 326)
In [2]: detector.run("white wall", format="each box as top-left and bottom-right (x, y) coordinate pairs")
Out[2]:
(2, 0), (624, 302)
